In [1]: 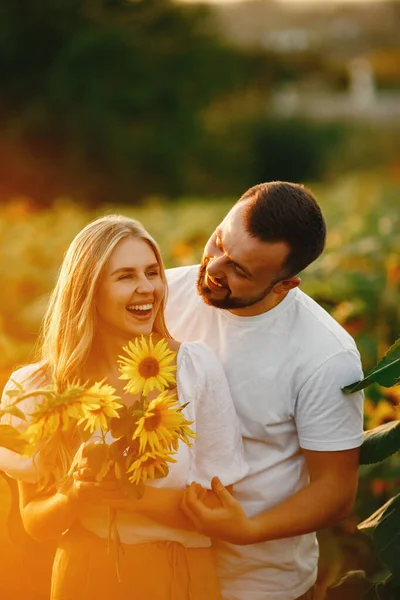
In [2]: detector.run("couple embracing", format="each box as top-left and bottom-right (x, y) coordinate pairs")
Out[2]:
(1, 181), (363, 600)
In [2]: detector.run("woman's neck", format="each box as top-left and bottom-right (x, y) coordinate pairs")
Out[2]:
(85, 332), (130, 380)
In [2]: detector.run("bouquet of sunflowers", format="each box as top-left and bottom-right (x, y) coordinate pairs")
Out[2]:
(0, 334), (195, 498)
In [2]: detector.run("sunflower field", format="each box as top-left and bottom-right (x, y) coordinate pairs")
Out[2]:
(0, 168), (399, 598)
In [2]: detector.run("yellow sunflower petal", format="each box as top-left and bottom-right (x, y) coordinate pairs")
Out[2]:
(118, 335), (177, 397)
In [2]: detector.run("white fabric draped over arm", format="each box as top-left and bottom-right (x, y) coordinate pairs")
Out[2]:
(177, 342), (249, 489)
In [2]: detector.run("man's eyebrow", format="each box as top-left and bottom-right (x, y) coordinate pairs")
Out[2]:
(110, 263), (159, 276)
(216, 229), (253, 277)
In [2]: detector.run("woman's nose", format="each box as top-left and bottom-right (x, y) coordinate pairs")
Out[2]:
(136, 277), (154, 294)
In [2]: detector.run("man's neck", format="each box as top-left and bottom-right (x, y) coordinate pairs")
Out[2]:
(228, 290), (290, 317)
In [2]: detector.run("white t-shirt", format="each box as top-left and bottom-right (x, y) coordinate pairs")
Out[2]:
(165, 265), (364, 600)
(0, 341), (249, 547)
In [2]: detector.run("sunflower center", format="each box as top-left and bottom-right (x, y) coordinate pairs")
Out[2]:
(143, 456), (159, 468)
(138, 357), (160, 379)
(144, 410), (161, 431)
(88, 408), (102, 416)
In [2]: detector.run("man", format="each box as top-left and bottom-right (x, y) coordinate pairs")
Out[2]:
(165, 181), (364, 600)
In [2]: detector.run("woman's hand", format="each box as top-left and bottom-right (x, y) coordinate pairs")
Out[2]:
(67, 454), (124, 508)
(18, 450), (125, 542)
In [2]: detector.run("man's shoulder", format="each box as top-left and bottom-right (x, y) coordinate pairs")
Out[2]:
(165, 265), (211, 340)
(166, 265), (199, 301)
(293, 289), (359, 354)
(166, 264), (199, 285)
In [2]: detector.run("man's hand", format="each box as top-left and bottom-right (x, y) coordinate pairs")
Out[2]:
(181, 476), (256, 545)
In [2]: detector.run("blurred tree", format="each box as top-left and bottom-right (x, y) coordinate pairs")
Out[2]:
(187, 115), (346, 196)
(0, 0), (243, 204)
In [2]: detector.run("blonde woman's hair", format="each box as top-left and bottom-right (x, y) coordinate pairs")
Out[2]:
(38, 214), (170, 389)
(30, 214), (170, 489)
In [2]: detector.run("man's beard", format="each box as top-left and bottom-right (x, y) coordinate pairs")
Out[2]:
(196, 259), (274, 310)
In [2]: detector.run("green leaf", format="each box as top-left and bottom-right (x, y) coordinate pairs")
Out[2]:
(359, 421), (400, 465)
(358, 495), (397, 533)
(343, 338), (400, 393)
(376, 576), (400, 600)
(0, 424), (30, 454)
(325, 571), (375, 600)
(0, 405), (26, 421)
(366, 493), (400, 583)
(326, 572), (400, 600)
(83, 443), (112, 482)
(109, 406), (135, 439)
(77, 422), (92, 443)
(4, 389), (22, 399)
(109, 437), (129, 462)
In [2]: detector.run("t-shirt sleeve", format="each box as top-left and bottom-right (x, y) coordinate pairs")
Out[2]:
(295, 349), (364, 451)
(178, 342), (249, 489)
(0, 366), (41, 482)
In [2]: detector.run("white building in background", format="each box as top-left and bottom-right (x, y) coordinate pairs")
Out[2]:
(270, 57), (400, 122)
(348, 57), (376, 111)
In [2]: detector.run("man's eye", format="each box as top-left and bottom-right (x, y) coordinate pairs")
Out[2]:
(233, 265), (247, 278)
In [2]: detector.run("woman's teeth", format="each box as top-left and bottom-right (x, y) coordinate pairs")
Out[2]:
(126, 304), (153, 317)
(127, 304), (153, 311)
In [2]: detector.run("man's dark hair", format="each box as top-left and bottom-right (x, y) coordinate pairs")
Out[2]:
(239, 181), (326, 278)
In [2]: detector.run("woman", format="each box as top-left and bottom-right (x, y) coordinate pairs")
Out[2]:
(1, 215), (248, 600)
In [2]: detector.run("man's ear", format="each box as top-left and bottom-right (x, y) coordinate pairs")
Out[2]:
(273, 276), (301, 294)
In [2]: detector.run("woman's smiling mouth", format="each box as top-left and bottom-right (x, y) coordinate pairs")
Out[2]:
(126, 303), (153, 318)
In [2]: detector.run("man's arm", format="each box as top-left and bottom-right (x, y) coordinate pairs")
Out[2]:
(181, 447), (360, 545)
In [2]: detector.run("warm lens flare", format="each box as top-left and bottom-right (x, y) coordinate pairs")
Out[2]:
(132, 390), (196, 453)
(118, 335), (177, 396)
(127, 449), (177, 485)
(78, 381), (122, 433)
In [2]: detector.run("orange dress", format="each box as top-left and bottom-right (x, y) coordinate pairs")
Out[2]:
(51, 523), (222, 600)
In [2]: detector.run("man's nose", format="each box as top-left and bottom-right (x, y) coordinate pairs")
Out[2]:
(207, 255), (226, 279)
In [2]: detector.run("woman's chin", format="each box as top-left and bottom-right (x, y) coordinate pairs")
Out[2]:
(125, 318), (155, 338)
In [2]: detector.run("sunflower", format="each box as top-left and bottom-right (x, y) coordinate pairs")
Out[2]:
(127, 449), (177, 485)
(24, 395), (83, 445)
(132, 390), (195, 453)
(364, 398), (399, 430)
(118, 335), (177, 396)
(78, 381), (122, 433)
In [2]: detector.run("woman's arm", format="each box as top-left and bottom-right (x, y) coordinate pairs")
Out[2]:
(105, 484), (233, 531)
(18, 468), (122, 541)
(18, 480), (80, 541)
